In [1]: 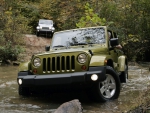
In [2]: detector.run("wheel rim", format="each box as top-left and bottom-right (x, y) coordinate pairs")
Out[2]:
(99, 74), (116, 99)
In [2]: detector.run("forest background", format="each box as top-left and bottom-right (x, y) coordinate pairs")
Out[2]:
(0, 0), (150, 63)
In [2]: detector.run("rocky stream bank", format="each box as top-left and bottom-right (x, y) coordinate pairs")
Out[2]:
(18, 34), (51, 62)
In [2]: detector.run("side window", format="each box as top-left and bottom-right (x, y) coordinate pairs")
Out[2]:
(108, 31), (118, 38)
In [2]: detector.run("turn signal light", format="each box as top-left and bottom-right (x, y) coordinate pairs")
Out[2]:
(33, 69), (37, 74)
(81, 65), (86, 70)
(104, 60), (107, 65)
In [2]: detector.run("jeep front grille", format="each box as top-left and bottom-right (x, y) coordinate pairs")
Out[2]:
(42, 27), (49, 29)
(42, 56), (75, 73)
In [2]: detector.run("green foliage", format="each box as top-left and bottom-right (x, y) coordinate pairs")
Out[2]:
(118, 0), (150, 61)
(37, 0), (85, 31)
(76, 3), (108, 28)
(3, 10), (29, 40)
(16, 1), (40, 33)
(1, 0), (150, 61)
(0, 40), (24, 63)
(0, 0), (28, 63)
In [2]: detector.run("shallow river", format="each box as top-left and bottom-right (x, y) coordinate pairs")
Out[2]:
(0, 62), (150, 113)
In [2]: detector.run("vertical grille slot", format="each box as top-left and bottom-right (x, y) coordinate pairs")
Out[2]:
(71, 56), (75, 70)
(57, 57), (60, 71)
(62, 56), (65, 70)
(47, 58), (50, 72)
(66, 56), (70, 70)
(43, 58), (46, 72)
(52, 57), (55, 71)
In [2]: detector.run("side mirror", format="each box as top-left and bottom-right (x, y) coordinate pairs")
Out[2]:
(110, 38), (119, 47)
(45, 45), (50, 51)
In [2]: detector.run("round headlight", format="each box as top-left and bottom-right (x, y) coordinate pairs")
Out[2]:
(51, 27), (55, 31)
(78, 53), (87, 64)
(36, 26), (40, 29)
(33, 57), (41, 67)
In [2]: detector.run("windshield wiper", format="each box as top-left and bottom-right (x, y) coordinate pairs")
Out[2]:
(73, 42), (88, 46)
(53, 45), (65, 48)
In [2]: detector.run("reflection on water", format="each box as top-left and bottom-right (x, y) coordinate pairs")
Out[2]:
(0, 63), (150, 113)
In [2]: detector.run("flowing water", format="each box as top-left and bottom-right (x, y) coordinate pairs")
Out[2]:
(0, 62), (150, 113)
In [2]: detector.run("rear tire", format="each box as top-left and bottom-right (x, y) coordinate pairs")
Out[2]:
(119, 65), (128, 83)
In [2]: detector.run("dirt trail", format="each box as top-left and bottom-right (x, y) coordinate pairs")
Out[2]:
(19, 34), (51, 62)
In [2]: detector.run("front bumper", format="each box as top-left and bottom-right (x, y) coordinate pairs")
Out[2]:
(37, 29), (54, 32)
(17, 67), (106, 87)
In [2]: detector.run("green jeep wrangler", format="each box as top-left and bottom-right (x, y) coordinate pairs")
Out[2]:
(17, 26), (128, 102)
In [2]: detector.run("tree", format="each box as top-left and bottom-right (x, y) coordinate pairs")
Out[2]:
(1, 0), (150, 62)
(76, 3), (108, 28)
(0, 0), (29, 63)
(119, 0), (150, 61)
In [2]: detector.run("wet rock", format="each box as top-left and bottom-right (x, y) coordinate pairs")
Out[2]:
(127, 104), (148, 113)
(54, 99), (83, 113)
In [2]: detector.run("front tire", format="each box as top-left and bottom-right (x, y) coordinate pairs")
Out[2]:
(89, 66), (121, 102)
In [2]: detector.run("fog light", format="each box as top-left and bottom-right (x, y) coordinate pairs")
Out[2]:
(91, 74), (98, 81)
(18, 79), (22, 85)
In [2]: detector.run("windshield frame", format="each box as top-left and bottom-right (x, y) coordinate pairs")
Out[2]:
(39, 19), (53, 25)
(51, 26), (107, 49)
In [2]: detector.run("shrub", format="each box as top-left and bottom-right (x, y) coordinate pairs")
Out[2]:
(0, 41), (24, 63)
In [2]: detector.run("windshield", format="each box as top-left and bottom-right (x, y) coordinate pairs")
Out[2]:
(39, 20), (53, 25)
(51, 27), (106, 48)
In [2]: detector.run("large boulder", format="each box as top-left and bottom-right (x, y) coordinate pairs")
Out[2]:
(54, 99), (83, 113)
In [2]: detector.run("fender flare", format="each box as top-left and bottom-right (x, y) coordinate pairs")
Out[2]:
(89, 55), (106, 66)
(118, 56), (126, 71)
(18, 61), (31, 72)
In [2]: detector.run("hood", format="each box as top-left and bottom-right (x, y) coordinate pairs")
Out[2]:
(35, 46), (108, 56)
(39, 24), (53, 27)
